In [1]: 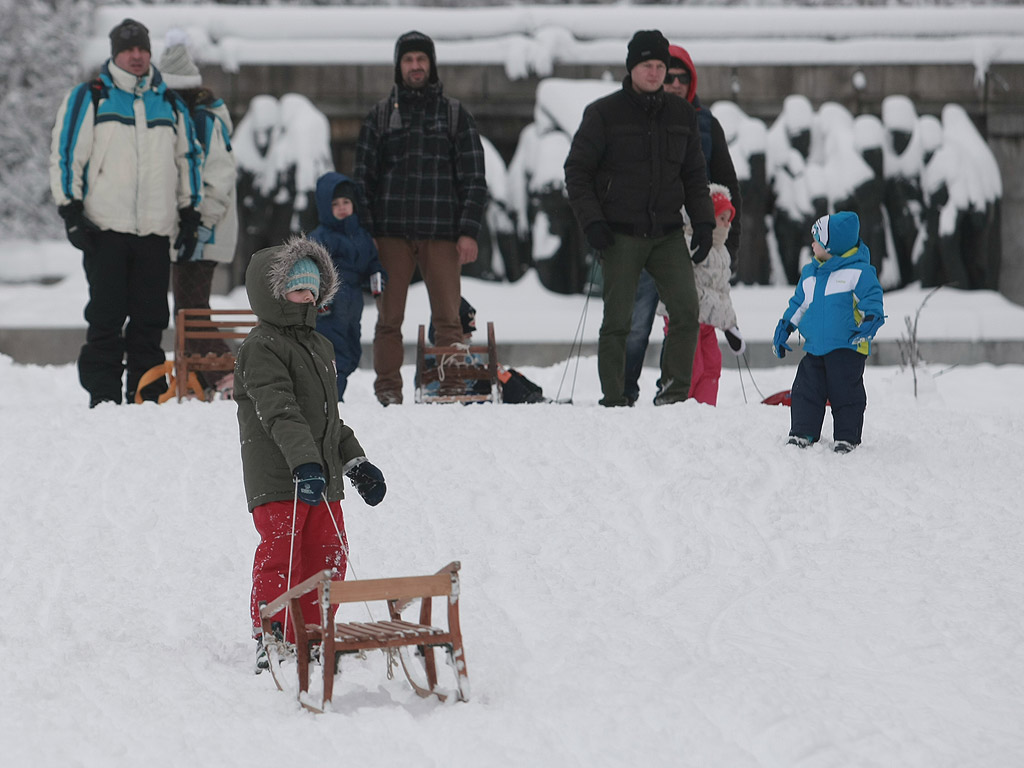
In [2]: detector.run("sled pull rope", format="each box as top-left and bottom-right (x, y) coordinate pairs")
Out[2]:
(321, 492), (377, 625)
(735, 354), (748, 404)
(283, 483), (301, 636)
(741, 352), (766, 402)
(321, 493), (395, 672)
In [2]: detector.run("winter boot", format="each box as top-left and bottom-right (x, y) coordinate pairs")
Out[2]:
(255, 636), (269, 674)
(833, 440), (857, 454)
(787, 435), (814, 448)
(254, 621), (284, 674)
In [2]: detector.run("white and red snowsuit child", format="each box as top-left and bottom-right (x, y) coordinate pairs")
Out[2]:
(659, 184), (745, 405)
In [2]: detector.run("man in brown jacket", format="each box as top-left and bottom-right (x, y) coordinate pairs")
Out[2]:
(564, 29), (715, 407)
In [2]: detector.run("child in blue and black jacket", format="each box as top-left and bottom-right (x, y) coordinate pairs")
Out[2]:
(772, 211), (885, 453)
(310, 171), (386, 402)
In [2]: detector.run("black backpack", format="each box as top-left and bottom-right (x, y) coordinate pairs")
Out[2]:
(500, 368), (546, 404)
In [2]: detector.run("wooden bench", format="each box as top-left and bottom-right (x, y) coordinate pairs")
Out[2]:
(172, 308), (256, 401)
(259, 561), (469, 711)
(414, 321), (501, 403)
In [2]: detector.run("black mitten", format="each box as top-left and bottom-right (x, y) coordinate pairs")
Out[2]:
(345, 458), (387, 507)
(293, 463), (326, 505)
(174, 208), (202, 262)
(58, 201), (98, 253)
(689, 222), (714, 264)
(584, 221), (615, 252)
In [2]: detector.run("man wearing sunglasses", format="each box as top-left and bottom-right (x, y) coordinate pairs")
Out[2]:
(622, 43), (742, 407)
(565, 30), (714, 407)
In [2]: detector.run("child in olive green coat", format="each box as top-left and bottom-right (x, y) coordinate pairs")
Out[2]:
(234, 235), (387, 672)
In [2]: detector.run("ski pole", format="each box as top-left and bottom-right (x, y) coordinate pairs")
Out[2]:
(555, 254), (599, 404)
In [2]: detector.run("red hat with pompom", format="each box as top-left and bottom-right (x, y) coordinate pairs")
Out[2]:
(709, 183), (735, 223)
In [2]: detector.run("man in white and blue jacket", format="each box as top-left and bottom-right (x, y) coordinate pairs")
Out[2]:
(772, 211), (885, 453)
(49, 18), (203, 407)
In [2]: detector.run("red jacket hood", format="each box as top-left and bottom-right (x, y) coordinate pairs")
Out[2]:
(668, 44), (698, 103)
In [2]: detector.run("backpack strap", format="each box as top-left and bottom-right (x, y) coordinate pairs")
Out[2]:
(375, 93), (461, 143)
(447, 97), (460, 143)
(375, 95), (393, 136)
(89, 77), (108, 115)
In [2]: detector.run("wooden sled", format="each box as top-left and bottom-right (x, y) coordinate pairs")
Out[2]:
(172, 308), (256, 401)
(258, 562), (469, 712)
(415, 322), (501, 404)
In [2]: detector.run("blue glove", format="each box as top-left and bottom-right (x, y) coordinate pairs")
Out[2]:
(345, 458), (387, 507)
(183, 225), (213, 262)
(773, 319), (795, 359)
(850, 314), (884, 344)
(293, 463), (326, 505)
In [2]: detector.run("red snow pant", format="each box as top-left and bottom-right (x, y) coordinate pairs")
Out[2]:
(688, 323), (722, 406)
(250, 498), (348, 643)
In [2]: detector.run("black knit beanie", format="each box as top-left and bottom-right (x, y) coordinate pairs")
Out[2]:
(626, 30), (670, 72)
(110, 18), (151, 58)
(394, 30), (438, 85)
(332, 181), (358, 202)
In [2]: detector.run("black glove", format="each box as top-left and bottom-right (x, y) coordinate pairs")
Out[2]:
(584, 221), (615, 252)
(293, 463), (326, 505)
(345, 458), (387, 507)
(724, 326), (746, 356)
(58, 201), (98, 253)
(174, 208), (202, 262)
(689, 222), (714, 264)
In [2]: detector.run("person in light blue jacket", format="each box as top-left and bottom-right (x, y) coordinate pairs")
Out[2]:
(772, 211), (885, 453)
(50, 18), (203, 407)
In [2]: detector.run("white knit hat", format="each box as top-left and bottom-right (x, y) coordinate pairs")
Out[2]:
(159, 29), (201, 90)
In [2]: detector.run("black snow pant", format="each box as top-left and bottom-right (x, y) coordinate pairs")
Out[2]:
(78, 231), (171, 405)
(790, 348), (868, 445)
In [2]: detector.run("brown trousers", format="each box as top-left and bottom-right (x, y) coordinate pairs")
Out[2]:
(373, 237), (461, 401)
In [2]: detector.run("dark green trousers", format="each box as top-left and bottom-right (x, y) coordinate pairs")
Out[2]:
(598, 230), (699, 406)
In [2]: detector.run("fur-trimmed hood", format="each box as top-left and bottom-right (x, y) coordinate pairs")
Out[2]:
(245, 236), (340, 328)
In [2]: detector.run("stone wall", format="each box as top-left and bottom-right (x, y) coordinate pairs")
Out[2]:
(201, 59), (1024, 304)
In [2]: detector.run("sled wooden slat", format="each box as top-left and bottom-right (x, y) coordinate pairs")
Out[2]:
(415, 322), (501, 404)
(259, 561), (469, 710)
(173, 308), (256, 401)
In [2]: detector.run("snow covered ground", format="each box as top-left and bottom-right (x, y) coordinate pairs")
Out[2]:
(3, 239), (1024, 766)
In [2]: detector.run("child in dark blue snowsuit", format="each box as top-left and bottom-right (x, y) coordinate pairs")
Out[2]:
(772, 212), (885, 453)
(310, 172), (386, 401)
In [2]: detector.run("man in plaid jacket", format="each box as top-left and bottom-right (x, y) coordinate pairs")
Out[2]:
(354, 30), (487, 406)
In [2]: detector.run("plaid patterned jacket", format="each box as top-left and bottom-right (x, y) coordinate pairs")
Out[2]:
(354, 83), (487, 242)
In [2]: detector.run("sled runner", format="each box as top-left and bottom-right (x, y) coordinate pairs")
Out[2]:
(415, 321), (501, 404)
(258, 561), (469, 712)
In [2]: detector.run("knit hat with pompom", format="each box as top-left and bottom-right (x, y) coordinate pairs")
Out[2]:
(159, 29), (202, 90)
(709, 183), (735, 223)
